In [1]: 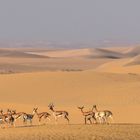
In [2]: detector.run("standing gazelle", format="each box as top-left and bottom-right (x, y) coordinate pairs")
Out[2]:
(23, 108), (38, 125)
(93, 105), (113, 124)
(48, 103), (69, 124)
(0, 110), (6, 124)
(33, 108), (51, 124)
(11, 110), (26, 122)
(78, 106), (96, 124)
(0, 109), (15, 127)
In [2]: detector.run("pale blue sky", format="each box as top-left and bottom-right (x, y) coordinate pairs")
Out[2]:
(0, 0), (140, 43)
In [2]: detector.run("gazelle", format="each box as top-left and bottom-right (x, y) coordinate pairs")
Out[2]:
(23, 108), (37, 125)
(33, 108), (51, 124)
(0, 109), (15, 127)
(11, 110), (26, 122)
(78, 106), (96, 124)
(0, 110), (6, 124)
(48, 103), (69, 124)
(93, 105), (113, 124)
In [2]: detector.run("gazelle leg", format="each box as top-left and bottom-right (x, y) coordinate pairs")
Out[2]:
(109, 115), (114, 123)
(104, 117), (108, 124)
(93, 116), (97, 124)
(46, 117), (51, 121)
(13, 122), (16, 127)
(43, 116), (50, 125)
(55, 117), (58, 124)
(30, 119), (32, 125)
(101, 117), (105, 124)
(89, 118), (92, 124)
(23, 118), (26, 125)
(84, 117), (87, 124)
(38, 118), (41, 125)
(65, 116), (69, 124)
(98, 117), (102, 124)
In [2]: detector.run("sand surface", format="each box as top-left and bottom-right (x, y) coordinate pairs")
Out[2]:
(0, 46), (140, 125)
(0, 124), (140, 140)
(0, 46), (140, 139)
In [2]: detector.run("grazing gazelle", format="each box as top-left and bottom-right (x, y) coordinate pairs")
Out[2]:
(93, 105), (113, 124)
(23, 108), (38, 125)
(33, 108), (51, 124)
(78, 106), (96, 124)
(48, 103), (69, 124)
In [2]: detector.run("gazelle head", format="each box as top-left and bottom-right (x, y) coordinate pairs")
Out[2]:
(0, 109), (3, 114)
(77, 106), (84, 110)
(92, 105), (97, 111)
(33, 108), (38, 114)
(11, 110), (16, 115)
(48, 103), (54, 111)
(7, 109), (11, 114)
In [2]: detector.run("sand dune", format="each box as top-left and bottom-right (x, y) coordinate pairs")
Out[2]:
(0, 71), (140, 123)
(96, 58), (140, 74)
(0, 49), (48, 58)
(27, 48), (92, 58)
(125, 46), (140, 56)
(0, 56), (111, 74)
(0, 48), (114, 73)
(0, 46), (140, 124)
(126, 54), (140, 66)
(87, 48), (123, 59)
(27, 48), (124, 59)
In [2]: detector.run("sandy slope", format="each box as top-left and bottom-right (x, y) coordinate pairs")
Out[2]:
(126, 55), (140, 66)
(96, 58), (140, 74)
(27, 48), (124, 58)
(27, 48), (92, 58)
(0, 71), (140, 124)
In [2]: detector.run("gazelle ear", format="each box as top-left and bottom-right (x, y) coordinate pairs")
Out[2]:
(93, 105), (96, 108)
(50, 102), (54, 106)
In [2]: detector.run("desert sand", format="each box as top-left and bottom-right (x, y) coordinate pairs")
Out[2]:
(0, 46), (140, 139)
(0, 124), (140, 140)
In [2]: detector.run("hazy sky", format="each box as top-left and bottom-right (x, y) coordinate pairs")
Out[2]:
(0, 0), (140, 43)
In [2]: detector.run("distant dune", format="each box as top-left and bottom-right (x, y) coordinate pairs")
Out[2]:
(26, 48), (91, 58)
(95, 58), (140, 74)
(27, 48), (124, 59)
(0, 49), (48, 58)
(87, 48), (124, 59)
(125, 46), (140, 57)
(125, 54), (140, 66)
(0, 46), (140, 74)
